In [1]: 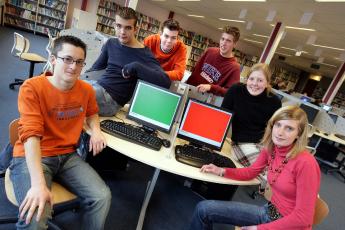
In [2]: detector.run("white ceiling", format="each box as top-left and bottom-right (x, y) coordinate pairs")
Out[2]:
(148, 0), (345, 78)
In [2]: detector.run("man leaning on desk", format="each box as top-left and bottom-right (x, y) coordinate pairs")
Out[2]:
(85, 7), (171, 117)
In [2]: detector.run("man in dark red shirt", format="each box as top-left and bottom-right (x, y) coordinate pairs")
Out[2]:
(186, 26), (241, 96)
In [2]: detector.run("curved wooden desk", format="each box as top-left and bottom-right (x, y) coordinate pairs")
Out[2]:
(99, 111), (259, 230)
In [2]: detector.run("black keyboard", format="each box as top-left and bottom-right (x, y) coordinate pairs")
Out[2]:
(175, 145), (236, 168)
(100, 120), (162, 151)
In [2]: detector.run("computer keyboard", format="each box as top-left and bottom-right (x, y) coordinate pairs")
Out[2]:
(100, 120), (162, 151)
(175, 145), (236, 168)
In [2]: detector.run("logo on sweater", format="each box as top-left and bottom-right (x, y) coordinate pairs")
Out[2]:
(49, 105), (84, 120)
(201, 63), (221, 82)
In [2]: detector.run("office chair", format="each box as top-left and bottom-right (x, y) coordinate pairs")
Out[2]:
(9, 32), (47, 89)
(3, 119), (80, 229)
(235, 186), (329, 229)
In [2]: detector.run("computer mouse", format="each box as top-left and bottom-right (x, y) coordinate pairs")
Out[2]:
(161, 139), (171, 148)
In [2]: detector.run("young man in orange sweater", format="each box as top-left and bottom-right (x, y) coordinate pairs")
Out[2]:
(144, 19), (187, 81)
(11, 35), (111, 229)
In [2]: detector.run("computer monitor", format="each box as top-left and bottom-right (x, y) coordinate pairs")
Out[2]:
(177, 99), (233, 151)
(300, 95), (312, 103)
(127, 80), (182, 134)
(300, 103), (319, 124)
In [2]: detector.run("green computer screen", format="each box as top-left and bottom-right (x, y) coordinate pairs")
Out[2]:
(128, 81), (181, 133)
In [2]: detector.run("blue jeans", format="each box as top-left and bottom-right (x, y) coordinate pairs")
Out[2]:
(85, 80), (122, 117)
(9, 152), (111, 230)
(189, 200), (272, 230)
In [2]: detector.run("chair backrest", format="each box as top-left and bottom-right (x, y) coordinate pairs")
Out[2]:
(11, 33), (29, 57)
(264, 185), (329, 226)
(9, 119), (20, 146)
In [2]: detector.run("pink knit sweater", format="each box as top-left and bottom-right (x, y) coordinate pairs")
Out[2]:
(224, 145), (321, 229)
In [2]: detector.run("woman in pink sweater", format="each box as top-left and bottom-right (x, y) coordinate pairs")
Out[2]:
(189, 106), (321, 230)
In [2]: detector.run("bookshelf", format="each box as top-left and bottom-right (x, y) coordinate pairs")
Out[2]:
(96, 0), (161, 41)
(182, 29), (219, 72)
(4, 0), (68, 36)
(136, 13), (160, 43)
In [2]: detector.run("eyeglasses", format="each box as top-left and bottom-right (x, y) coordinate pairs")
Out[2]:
(57, 56), (86, 67)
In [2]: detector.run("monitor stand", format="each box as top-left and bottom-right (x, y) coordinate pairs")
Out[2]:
(141, 125), (157, 135)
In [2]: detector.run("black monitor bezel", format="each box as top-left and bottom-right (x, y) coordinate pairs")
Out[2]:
(127, 80), (182, 134)
(177, 98), (233, 151)
(299, 103), (319, 124)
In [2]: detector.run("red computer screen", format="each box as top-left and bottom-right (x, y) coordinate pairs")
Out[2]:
(180, 100), (232, 144)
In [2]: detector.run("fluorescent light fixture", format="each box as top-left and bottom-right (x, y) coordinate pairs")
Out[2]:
(317, 57), (324, 63)
(244, 38), (263, 44)
(219, 18), (245, 23)
(246, 21), (253, 30)
(276, 52), (292, 57)
(239, 9), (247, 19)
(266, 10), (276, 22)
(270, 24), (316, 31)
(299, 12), (314, 25)
(281, 47), (308, 54)
(312, 44), (345, 51)
(314, 48), (322, 57)
(223, 0), (266, 2)
(218, 27), (223, 30)
(315, 0), (345, 2)
(178, 0), (200, 1)
(253, 33), (269, 38)
(306, 34), (317, 45)
(319, 62), (337, 68)
(187, 14), (205, 18)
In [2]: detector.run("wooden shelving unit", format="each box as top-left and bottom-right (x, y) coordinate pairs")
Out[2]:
(4, 0), (68, 36)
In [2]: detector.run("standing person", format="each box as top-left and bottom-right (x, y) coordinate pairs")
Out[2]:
(144, 18), (187, 81)
(87, 7), (171, 116)
(189, 106), (321, 230)
(10, 35), (111, 230)
(186, 26), (241, 96)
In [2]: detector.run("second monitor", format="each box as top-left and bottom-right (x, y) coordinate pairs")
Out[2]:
(177, 99), (233, 151)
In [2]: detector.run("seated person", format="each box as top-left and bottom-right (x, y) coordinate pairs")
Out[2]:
(189, 106), (321, 230)
(10, 35), (111, 229)
(87, 7), (171, 116)
(222, 63), (281, 167)
(144, 19), (187, 81)
(186, 26), (241, 96)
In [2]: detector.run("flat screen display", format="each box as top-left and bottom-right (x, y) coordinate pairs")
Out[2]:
(177, 99), (233, 150)
(128, 81), (182, 133)
(300, 103), (319, 124)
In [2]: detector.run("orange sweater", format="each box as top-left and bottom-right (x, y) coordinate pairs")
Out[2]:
(144, 34), (187, 81)
(13, 74), (99, 157)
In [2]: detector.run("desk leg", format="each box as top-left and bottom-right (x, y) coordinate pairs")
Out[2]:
(136, 168), (160, 230)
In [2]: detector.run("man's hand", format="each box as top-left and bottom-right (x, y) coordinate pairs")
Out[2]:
(89, 130), (107, 156)
(196, 84), (211, 93)
(19, 185), (53, 224)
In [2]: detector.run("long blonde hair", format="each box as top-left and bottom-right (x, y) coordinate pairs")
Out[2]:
(246, 63), (273, 95)
(260, 106), (309, 158)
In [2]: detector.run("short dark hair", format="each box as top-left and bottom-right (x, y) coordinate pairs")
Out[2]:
(223, 26), (240, 42)
(116, 7), (138, 26)
(162, 19), (180, 32)
(51, 35), (87, 58)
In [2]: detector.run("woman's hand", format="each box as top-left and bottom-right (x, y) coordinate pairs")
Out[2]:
(200, 164), (224, 176)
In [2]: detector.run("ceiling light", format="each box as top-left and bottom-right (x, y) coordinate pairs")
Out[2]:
(319, 62), (337, 68)
(223, 0), (266, 2)
(315, 0), (345, 2)
(299, 12), (314, 25)
(270, 24), (316, 31)
(312, 44), (344, 51)
(253, 33), (269, 38)
(276, 52), (292, 57)
(244, 38), (263, 44)
(266, 10), (276, 22)
(187, 14), (205, 18)
(219, 18), (245, 23)
(178, 0), (200, 1)
(281, 47), (308, 54)
(239, 9), (247, 19)
(246, 21), (253, 30)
